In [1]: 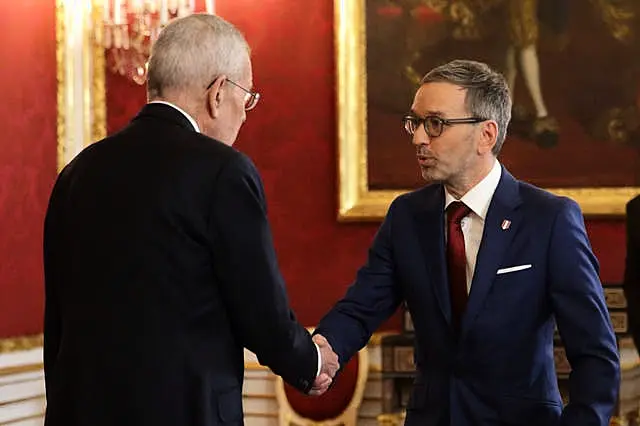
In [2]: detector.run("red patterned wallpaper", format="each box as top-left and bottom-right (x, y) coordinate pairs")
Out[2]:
(0, 0), (627, 339)
(105, 1), (626, 330)
(0, 1), (58, 337)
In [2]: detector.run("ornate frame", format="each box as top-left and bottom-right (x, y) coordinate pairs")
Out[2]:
(335, 0), (640, 221)
(56, 0), (106, 171)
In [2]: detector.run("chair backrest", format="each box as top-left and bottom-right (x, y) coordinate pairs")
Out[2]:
(275, 346), (369, 426)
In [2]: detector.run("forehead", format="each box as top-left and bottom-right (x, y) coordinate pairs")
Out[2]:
(411, 82), (467, 116)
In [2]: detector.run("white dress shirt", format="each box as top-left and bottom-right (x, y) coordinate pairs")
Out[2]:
(444, 160), (502, 293)
(149, 100), (323, 379)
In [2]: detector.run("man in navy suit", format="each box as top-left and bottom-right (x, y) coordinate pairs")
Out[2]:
(313, 60), (619, 425)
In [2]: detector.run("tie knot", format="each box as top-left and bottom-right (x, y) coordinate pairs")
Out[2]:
(447, 201), (471, 224)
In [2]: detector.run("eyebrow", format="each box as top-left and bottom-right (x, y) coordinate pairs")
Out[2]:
(409, 109), (446, 117)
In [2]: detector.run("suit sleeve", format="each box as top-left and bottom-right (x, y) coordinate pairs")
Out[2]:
(209, 153), (317, 393)
(42, 169), (69, 393)
(314, 201), (403, 365)
(549, 198), (620, 426)
(623, 199), (640, 349)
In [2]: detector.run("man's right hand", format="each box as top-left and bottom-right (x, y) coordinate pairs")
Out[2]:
(308, 334), (339, 396)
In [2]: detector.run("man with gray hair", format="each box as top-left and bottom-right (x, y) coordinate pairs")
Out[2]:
(313, 59), (620, 425)
(43, 14), (337, 426)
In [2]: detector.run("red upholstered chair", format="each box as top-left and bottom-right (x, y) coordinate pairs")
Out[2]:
(275, 346), (369, 426)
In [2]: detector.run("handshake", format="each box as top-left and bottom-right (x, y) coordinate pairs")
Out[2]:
(309, 334), (340, 396)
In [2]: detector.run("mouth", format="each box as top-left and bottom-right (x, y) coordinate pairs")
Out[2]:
(417, 155), (435, 166)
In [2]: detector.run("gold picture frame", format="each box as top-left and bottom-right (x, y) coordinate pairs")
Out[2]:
(335, 0), (640, 221)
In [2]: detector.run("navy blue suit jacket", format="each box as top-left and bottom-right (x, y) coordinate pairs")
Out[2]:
(316, 166), (620, 426)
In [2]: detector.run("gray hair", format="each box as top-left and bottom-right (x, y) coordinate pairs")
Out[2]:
(147, 13), (250, 99)
(421, 60), (512, 155)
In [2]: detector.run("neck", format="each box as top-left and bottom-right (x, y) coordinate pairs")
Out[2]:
(445, 157), (496, 199)
(151, 90), (201, 122)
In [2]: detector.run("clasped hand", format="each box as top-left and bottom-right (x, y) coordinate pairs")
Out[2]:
(309, 334), (339, 396)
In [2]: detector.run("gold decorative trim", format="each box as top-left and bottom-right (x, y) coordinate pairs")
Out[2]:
(56, 0), (107, 172)
(334, 0), (640, 220)
(621, 360), (640, 371)
(55, 0), (65, 172)
(91, 0), (106, 143)
(363, 395), (383, 402)
(377, 412), (406, 426)
(0, 395), (45, 408)
(0, 414), (46, 426)
(244, 361), (269, 371)
(0, 334), (43, 354)
(367, 331), (395, 346)
(243, 412), (277, 418)
(357, 413), (381, 420)
(0, 363), (44, 377)
(242, 393), (276, 400)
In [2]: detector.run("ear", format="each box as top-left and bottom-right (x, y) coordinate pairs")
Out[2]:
(478, 120), (498, 155)
(206, 75), (227, 119)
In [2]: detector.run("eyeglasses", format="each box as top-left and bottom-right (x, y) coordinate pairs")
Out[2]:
(205, 78), (260, 111)
(402, 114), (486, 138)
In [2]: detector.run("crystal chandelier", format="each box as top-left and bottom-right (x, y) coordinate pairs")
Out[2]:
(102, 0), (215, 84)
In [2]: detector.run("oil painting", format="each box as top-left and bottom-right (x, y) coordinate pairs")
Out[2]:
(336, 0), (640, 219)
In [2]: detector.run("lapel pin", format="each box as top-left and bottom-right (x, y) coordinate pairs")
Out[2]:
(501, 219), (511, 230)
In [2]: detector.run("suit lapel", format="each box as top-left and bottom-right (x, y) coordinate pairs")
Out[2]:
(461, 167), (523, 337)
(413, 186), (452, 325)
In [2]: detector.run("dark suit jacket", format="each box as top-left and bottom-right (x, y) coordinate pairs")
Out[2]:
(43, 104), (318, 426)
(624, 195), (640, 349)
(315, 166), (620, 426)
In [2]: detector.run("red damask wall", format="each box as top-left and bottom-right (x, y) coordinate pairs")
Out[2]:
(0, 1), (625, 338)
(0, 1), (58, 337)
(105, 1), (627, 328)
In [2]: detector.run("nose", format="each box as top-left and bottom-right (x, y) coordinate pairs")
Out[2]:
(412, 123), (430, 146)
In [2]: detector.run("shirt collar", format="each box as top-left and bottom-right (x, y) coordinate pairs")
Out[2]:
(148, 100), (200, 133)
(444, 160), (502, 220)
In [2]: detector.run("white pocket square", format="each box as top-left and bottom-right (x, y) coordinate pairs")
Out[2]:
(496, 264), (532, 275)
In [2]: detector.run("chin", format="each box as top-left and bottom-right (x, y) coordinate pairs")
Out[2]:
(420, 167), (441, 183)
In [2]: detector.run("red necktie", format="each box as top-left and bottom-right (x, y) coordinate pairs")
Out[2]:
(447, 201), (471, 331)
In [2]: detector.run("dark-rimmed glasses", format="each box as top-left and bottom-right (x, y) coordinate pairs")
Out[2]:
(206, 78), (260, 111)
(403, 114), (486, 138)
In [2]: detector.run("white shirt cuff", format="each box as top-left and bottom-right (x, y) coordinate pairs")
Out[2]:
(314, 342), (322, 377)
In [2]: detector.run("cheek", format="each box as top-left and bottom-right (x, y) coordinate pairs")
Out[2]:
(431, 139), (455, 165)
(440, 133), (473, 161)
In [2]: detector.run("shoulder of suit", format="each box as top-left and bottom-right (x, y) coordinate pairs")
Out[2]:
(65, 130), (252, 181)
(163, 131), (254, 174)
(58, 137), (106, 177)
(385, 183), (442, 216)
(515, 179), (580, 215)
(394, 183), (440, 203)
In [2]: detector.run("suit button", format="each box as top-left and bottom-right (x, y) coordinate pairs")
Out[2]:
(301, 379), (309, 389)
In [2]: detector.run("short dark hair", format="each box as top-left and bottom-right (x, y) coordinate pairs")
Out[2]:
(421, 59), (512, 155)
